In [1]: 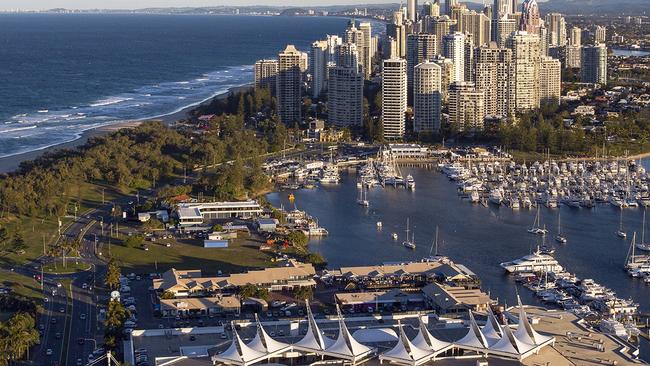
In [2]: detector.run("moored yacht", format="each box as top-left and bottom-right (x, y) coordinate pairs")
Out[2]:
(500, 248), (564, 274)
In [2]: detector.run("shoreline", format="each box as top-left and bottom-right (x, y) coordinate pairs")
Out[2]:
(0, 84), (252, 174)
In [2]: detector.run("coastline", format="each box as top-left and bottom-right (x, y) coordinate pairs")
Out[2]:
(0, 84), (252, 174)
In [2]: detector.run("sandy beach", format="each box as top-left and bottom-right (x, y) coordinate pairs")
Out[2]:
(0, 85), (252, 174)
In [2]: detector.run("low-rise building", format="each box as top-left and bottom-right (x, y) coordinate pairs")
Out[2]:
(153, 260), (316, 297)
(382, 143), (430, 160)
(422, 282), (491, 316)
(160, 295), (241, 317)
(176, 200), (263, 227)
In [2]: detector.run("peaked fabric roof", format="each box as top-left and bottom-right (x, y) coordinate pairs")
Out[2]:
(254, 314), (291, 354)
(456, 311), (489, 350)
(411, 316), (452, 354)
(293, 300), (334, 352)
(212, 326), (268, 366)
(514, 295), (554, 346)
(323, 305), (374, 360)
(481, 308), (503, 347)
(380, 322), (434, 366)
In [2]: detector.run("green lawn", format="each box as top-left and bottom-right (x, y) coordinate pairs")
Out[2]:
(0, 270), (43, 303)
(43, 259), (91, 274)
(0, 181), (126, 268)
(103, 235), (272, 274)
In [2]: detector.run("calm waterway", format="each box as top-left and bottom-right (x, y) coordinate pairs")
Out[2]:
(267, 163), (650, 358)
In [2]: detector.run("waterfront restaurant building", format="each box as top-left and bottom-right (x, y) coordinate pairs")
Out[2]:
(176, 200), (263, 227)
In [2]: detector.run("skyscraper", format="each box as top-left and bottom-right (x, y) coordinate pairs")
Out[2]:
(414, 61), (443, 133)
(407, 33), (437, 102)
(326, 35), (343, 64)
(386, 14), (407, 58)
(381, 59), (408, 139)
(474, 44), (514, 117)
(565, 45), (581, 69)
(460, 10), (491, 47)
(425, 15), (456, 53)
(519, 0), (540, 34)
(448, 82), (486, 131)
(507, 31), (541, 111)
(408, 0), (418, 22)
(545, 13), (567, 46)
(277, 45), (303, 124)
(569, 27), (582, 46)
(581, 44), (607, 84)
(594, 25), (607, 44)
(359, 22), (373, 79)
(445, 0), (459, 16)
(539, 56), (561, 105)
(310, 40), (328, 99)
(423, 1), (440, 17)
(328, 44), (364, 126)
(493, 0), (512, 19)
(494, 16), (517, 48)
(254, 59), (278, 90)
(443, 32), (466, 82)
(432, 55), (455, 102)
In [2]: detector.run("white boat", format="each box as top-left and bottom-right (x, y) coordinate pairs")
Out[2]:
(500, 248), (564, 274)
(406, 174), (415, 190)
(528, 207), (548, 235)
(402, 218), (416, 249)
(599, 319), (628, 338)
(488, 189), (503, 205)
(470, 190), (480, 203)
(376, 221), (382, 228)
(391, 233), (398, 240)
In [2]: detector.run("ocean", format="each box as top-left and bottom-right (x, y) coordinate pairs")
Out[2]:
(0, 14), (383, 158)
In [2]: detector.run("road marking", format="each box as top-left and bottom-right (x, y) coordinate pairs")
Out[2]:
(62, 282), (74, 365)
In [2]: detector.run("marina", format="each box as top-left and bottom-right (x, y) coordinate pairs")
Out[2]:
(267, 161), (650, 359)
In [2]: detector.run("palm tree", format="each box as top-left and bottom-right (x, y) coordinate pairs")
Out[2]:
(0, 312), (40, 364)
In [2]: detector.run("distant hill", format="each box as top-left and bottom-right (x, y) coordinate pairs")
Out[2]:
(540, 0), (650, 15)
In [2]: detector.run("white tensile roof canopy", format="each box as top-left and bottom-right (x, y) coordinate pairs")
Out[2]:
(379, 321), (435, 366)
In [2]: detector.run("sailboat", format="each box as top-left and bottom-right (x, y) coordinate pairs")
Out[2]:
(636, 209), (650, 251)
(427, 226), (445, 260)
(555, 211), (567, 244)
(617, 209), (627, 238)
(539, 233), (555, 255)
(402, 218), (416, 249)
(528, 206), (548, 235)
(356, 185), (369, 207)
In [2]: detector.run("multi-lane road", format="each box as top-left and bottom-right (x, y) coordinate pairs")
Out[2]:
(20, 191), (142, 365)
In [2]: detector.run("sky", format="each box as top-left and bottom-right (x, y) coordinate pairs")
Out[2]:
(0, 0), (403, 10)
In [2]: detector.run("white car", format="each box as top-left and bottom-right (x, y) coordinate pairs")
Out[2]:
(46, 349), (53, 356)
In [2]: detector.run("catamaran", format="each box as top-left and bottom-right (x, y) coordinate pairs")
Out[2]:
(528, 206), (548, 235)
(617, 210), (627, 238)
(402, 218), (416, 249)
(555, 211), (567, 244)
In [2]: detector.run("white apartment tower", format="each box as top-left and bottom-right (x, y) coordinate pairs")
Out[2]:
(581, 44), (607, 84)
(448, 82), (486, 131)
(474, 45), (514, 117)
(507, 31), (541, 111)
(310, 40), (328, 99)
(277, 45), (303, 124)
(407, 33), (438, 101)
(414, 61), (443, 133)
(254, 59), (278, 90)
(381, 59), (408, 139)
(539, 56), (562, 105)
(443, 32), (466, 82)
(594, 25), (607, 44)
(545, 13), (566, 47)
(359, 22), (373, 79)
(408, 0), (418, 22)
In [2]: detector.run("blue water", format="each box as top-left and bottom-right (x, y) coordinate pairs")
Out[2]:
(0, 14), (383, 158)
(612, 49), (650, 57)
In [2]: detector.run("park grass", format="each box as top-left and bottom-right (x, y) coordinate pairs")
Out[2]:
(0, 181), (126, 267)
(102, 235), (273, 275)
(43, 259), (91, 274)
(0, 270), (43, 303)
